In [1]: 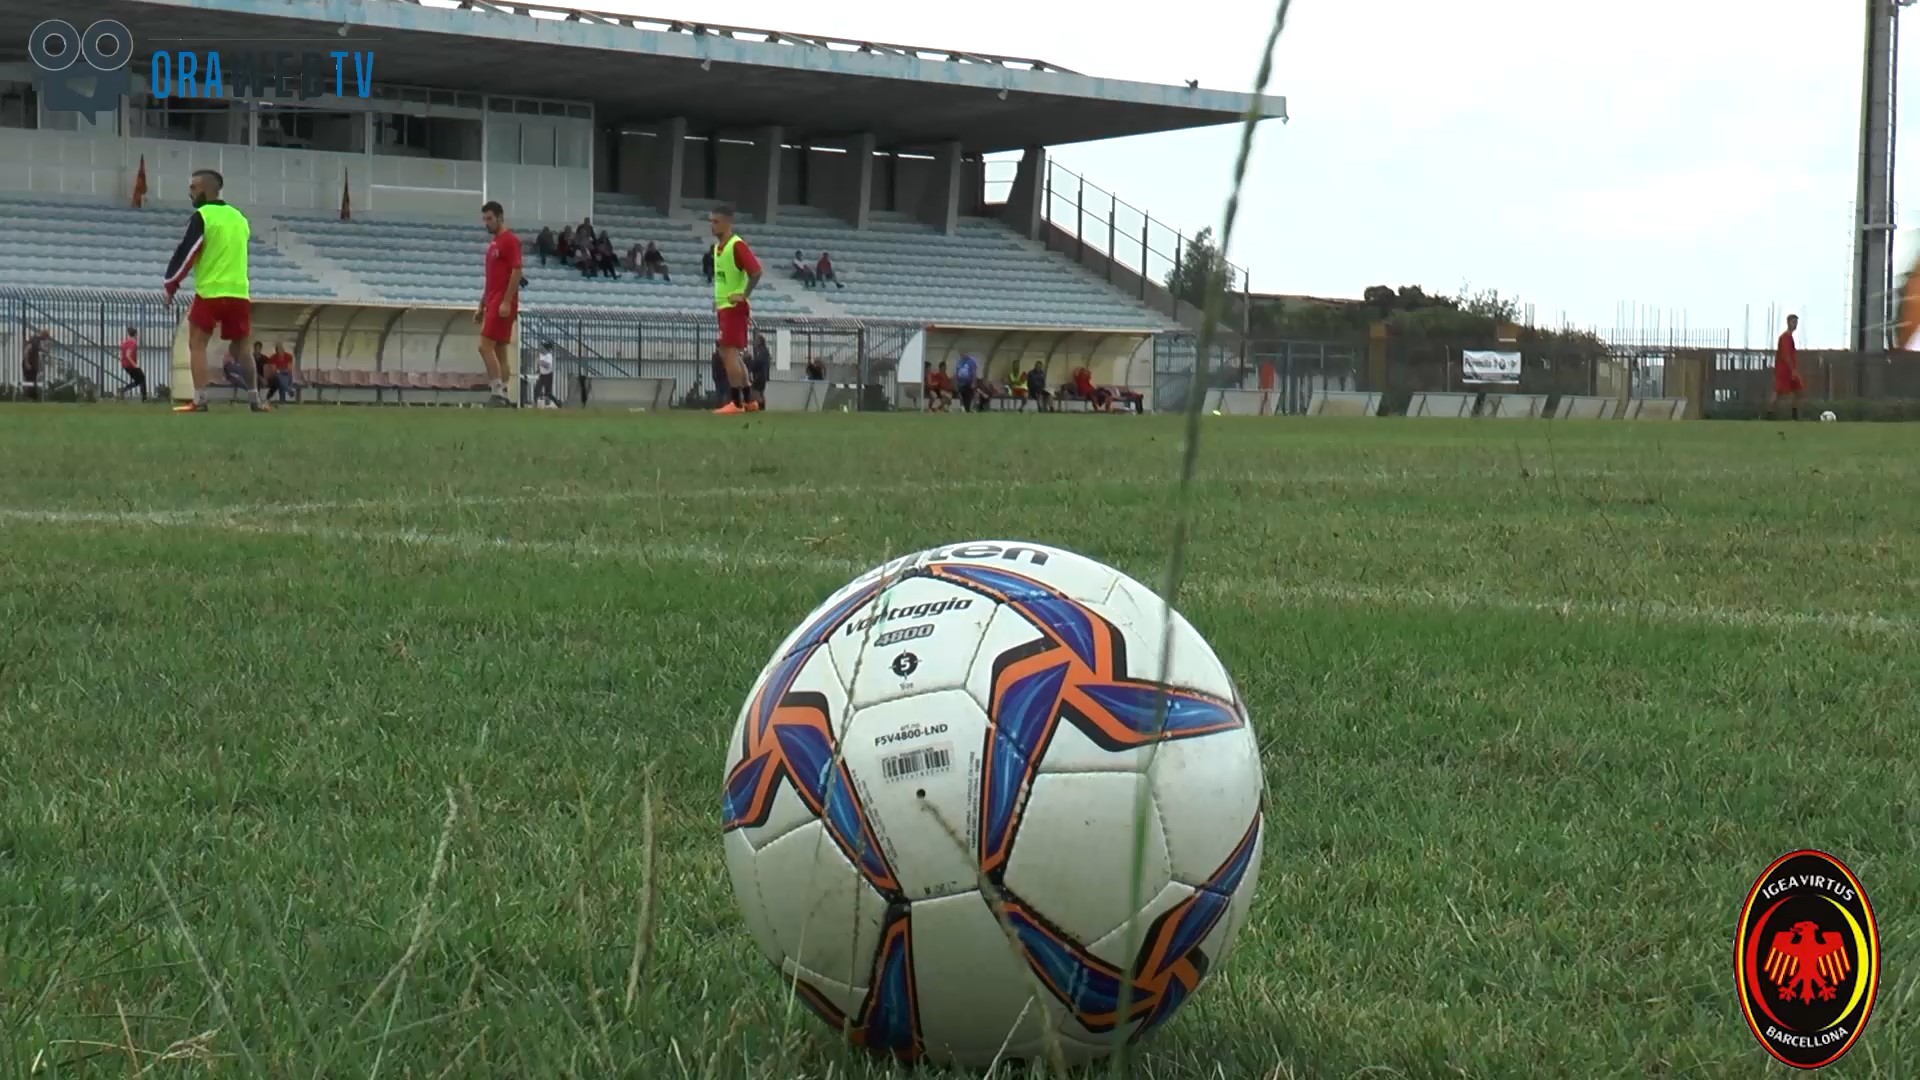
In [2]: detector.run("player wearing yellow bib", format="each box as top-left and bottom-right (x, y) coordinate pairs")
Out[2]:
(162, 169), (268, 413)
(709, 204), (764, 415)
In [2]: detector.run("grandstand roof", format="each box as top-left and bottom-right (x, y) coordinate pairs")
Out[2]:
(1, 0), (1287, 153)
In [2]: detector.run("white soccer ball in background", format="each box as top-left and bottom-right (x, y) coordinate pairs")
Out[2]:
(721, 540), (1264, 1067)
(1820, 410), (1838, 423)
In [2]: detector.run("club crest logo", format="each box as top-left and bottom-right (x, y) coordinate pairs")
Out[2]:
(1734, 849), (1880, 1069)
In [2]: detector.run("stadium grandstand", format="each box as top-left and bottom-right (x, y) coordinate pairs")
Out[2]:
(0, 0), (1284, 409)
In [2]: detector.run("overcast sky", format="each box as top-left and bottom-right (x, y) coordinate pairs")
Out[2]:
(605, 0), (1902, 347)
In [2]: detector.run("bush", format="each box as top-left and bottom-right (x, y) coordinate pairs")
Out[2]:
(1705, 398), (1920, 422)
(0, 384), (14, 402)
(153, 383), (171, 401)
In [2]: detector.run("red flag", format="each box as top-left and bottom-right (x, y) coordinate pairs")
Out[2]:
(340, 168), (351, 221)
(131, 155), (147, 209)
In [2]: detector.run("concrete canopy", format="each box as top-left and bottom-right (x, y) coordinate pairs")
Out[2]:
(1, 0), (1288, 153)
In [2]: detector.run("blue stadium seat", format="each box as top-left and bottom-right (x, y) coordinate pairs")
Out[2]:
(0, 195), (335, 299)
(0, 193), (1178, 329)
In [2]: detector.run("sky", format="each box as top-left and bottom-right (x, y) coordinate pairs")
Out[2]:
(587, 0), (1900, 347)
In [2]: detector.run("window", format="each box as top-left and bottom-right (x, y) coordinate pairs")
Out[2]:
(127, 94), (244, 145)
(0, 81), (37, 130)
(375, 112), (481, 160)
(257, 106), (364, 153)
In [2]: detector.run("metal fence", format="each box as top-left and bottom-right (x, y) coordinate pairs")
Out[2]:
(1, 287), (179, 397)
(517, 308), (924, 409)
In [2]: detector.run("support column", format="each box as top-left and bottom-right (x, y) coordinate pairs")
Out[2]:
(916, 139), (962, 236)
(750, 124), (783, 224)
(1001, 144), (1045, 240)
(615, 130), (648, 197)
(834, 132), (875, 229)
(644, 117), (687, 216)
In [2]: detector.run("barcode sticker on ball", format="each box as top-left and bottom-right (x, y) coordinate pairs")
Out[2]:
(881, 743), (953, 783)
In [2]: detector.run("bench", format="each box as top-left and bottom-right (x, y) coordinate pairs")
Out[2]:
(299, 369), (489, 404)
(1306, 390), (1383, 417)
(1553, 395), (1619, 419)
(574, 375), (676, 411)
(1623, 397), (1687, 420)
(1203, 388), (1275, 416)
(1483, 393), (1548, 419)
(764, 379), (827, 412)
(1405, 391), (1477, 417)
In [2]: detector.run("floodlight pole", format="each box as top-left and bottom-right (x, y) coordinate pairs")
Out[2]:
(1850, 0), (1910, 365)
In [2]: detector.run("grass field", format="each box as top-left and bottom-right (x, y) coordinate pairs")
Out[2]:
(1, 405), (1916, 1078)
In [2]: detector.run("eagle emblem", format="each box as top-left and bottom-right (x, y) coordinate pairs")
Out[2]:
(1764, 920), (1851, 1004)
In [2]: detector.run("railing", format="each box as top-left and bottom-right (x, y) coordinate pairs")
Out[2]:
(982, 157), (1251, 302)
(0, 287), (178, 395)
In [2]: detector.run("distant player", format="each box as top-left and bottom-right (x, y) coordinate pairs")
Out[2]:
(709, 204), (763, 414)
(118, 325), (147, 400)
(163, 169), (267, 413)
(477, 200), (524, 407)
(1769, 313), (1803, 420)
(534, 340), (559, 407)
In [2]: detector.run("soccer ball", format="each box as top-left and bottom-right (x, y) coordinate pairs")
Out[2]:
(1820, 410), (1838, 423)
(721, 541), (1264, 1066)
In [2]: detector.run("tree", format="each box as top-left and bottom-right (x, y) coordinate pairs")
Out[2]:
(1165, 227), (1235, 310)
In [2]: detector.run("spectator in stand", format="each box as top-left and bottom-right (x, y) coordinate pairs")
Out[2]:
(267, 340), (295, 403)
(573, 218), (593, 254)
(816, 252), (845, 289)
(118, 325), (147, 400)
(641, 241), (670, 281)
(554, 227), (574, 263)
(954, 353), (980, 412)
(926, 360), (955, 411)
(22, 328), (49, 401)
(790, 249), (817, 288)
(749, 332), (772, 403)
(536, 226), (556, 266)
(701, 244), (715, 284)
(805, 355), (825, 381)
(1024, 361), (1049, 412)
(593, 230), (620, 278)
(574, 238), (596, 278)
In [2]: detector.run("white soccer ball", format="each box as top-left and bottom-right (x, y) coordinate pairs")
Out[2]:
(721, 540), (1264, 1067)
(1820, 410), (1838, 423)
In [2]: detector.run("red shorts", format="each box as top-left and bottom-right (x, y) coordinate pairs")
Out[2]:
(1774, 367), (1804, 395)
(188, 296), (251, 341)
(717, 303), (751, 349)
(480, 296), (518, 344)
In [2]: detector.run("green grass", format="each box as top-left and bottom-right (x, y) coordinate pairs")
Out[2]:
(1, 405), (1916, 1078)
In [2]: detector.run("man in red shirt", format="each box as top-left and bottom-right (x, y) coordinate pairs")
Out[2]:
(1769, 313), (1804, 420)
(476, 200), (523, 407)
(118, 325), (148, 401)
(267, 340), (295, 403)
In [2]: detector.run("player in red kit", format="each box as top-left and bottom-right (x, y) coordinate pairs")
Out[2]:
(1769, 313), (1804, 420)
(476, 200), (523, 407)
